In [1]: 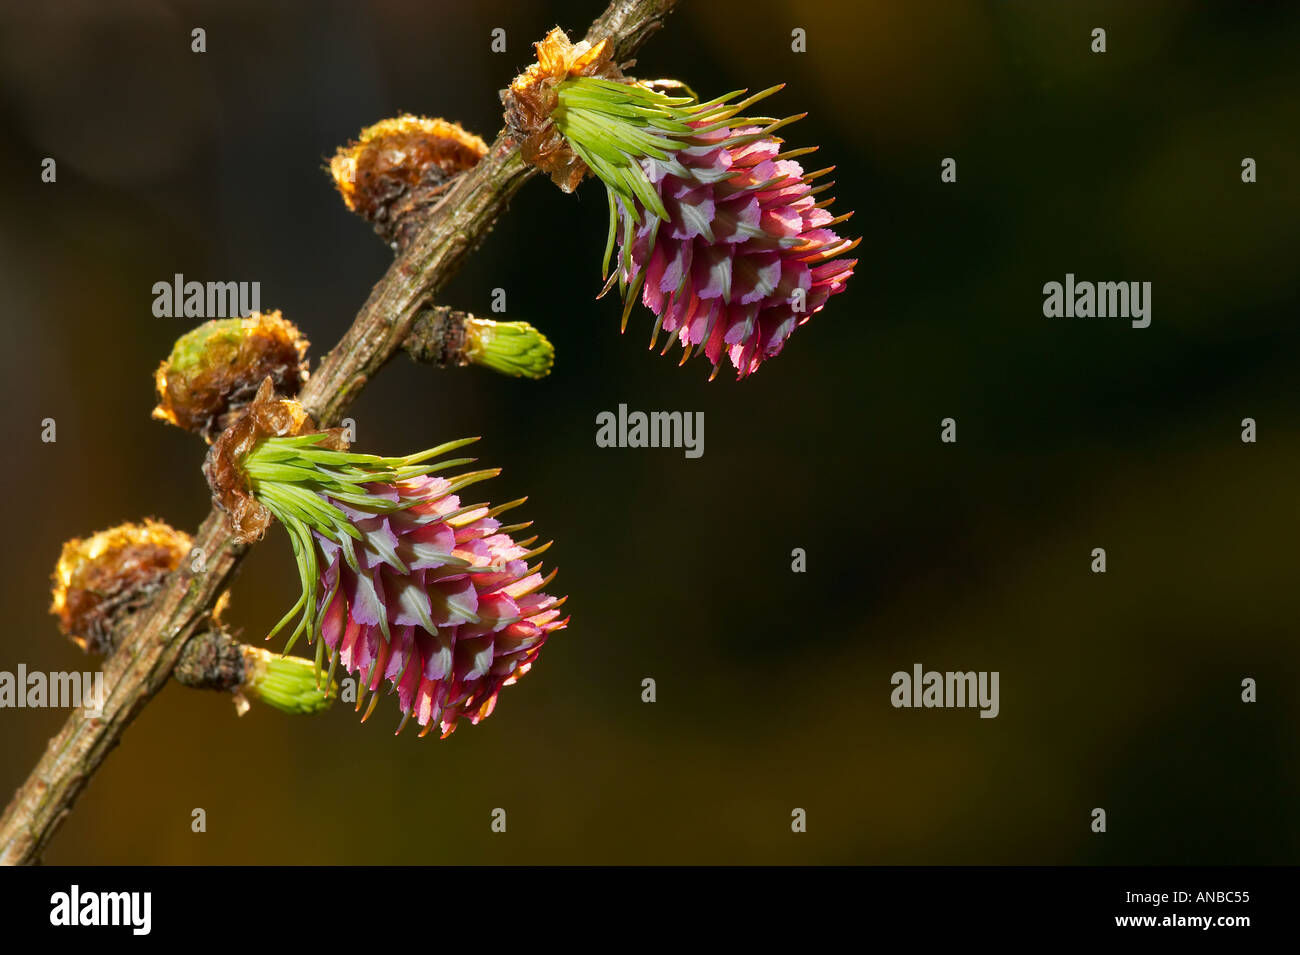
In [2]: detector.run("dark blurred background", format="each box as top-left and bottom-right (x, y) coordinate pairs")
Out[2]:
(1, 0), (1297, 864)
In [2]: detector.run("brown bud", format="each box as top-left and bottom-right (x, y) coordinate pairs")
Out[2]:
(51, 519), (193, 654)
(202, 378), (349, 543)
(153, 311), (310, 443)
(329, 115), (488, 251)
(501, 27), (624, 192)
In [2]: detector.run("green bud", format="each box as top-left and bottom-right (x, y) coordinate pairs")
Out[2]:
(240, 646), (336, 716)
(464, 318), (555, 379)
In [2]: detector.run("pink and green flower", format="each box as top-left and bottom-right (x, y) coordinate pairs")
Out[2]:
(242, 434), (567, 737)
(551, 76), (858, 378)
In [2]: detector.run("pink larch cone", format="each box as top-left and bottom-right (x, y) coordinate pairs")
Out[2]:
(615, 124), (858, 379)
(315, 474), (567, 737)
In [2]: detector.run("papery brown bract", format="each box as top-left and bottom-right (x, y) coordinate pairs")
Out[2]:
(330, 115), (488, 251)
(153, 311), (310, 443)
(202, 379), (348, 543)
(502, 28), (625, 192)
(51, 520), (193, 654)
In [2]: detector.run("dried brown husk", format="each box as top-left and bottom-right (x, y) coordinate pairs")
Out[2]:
(50, 519), (193, 655)
(202, 378), (349, 543)
(501, 28), (625, 192)
(330, 116), (488, 251)
(153, 311), (310, 443)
